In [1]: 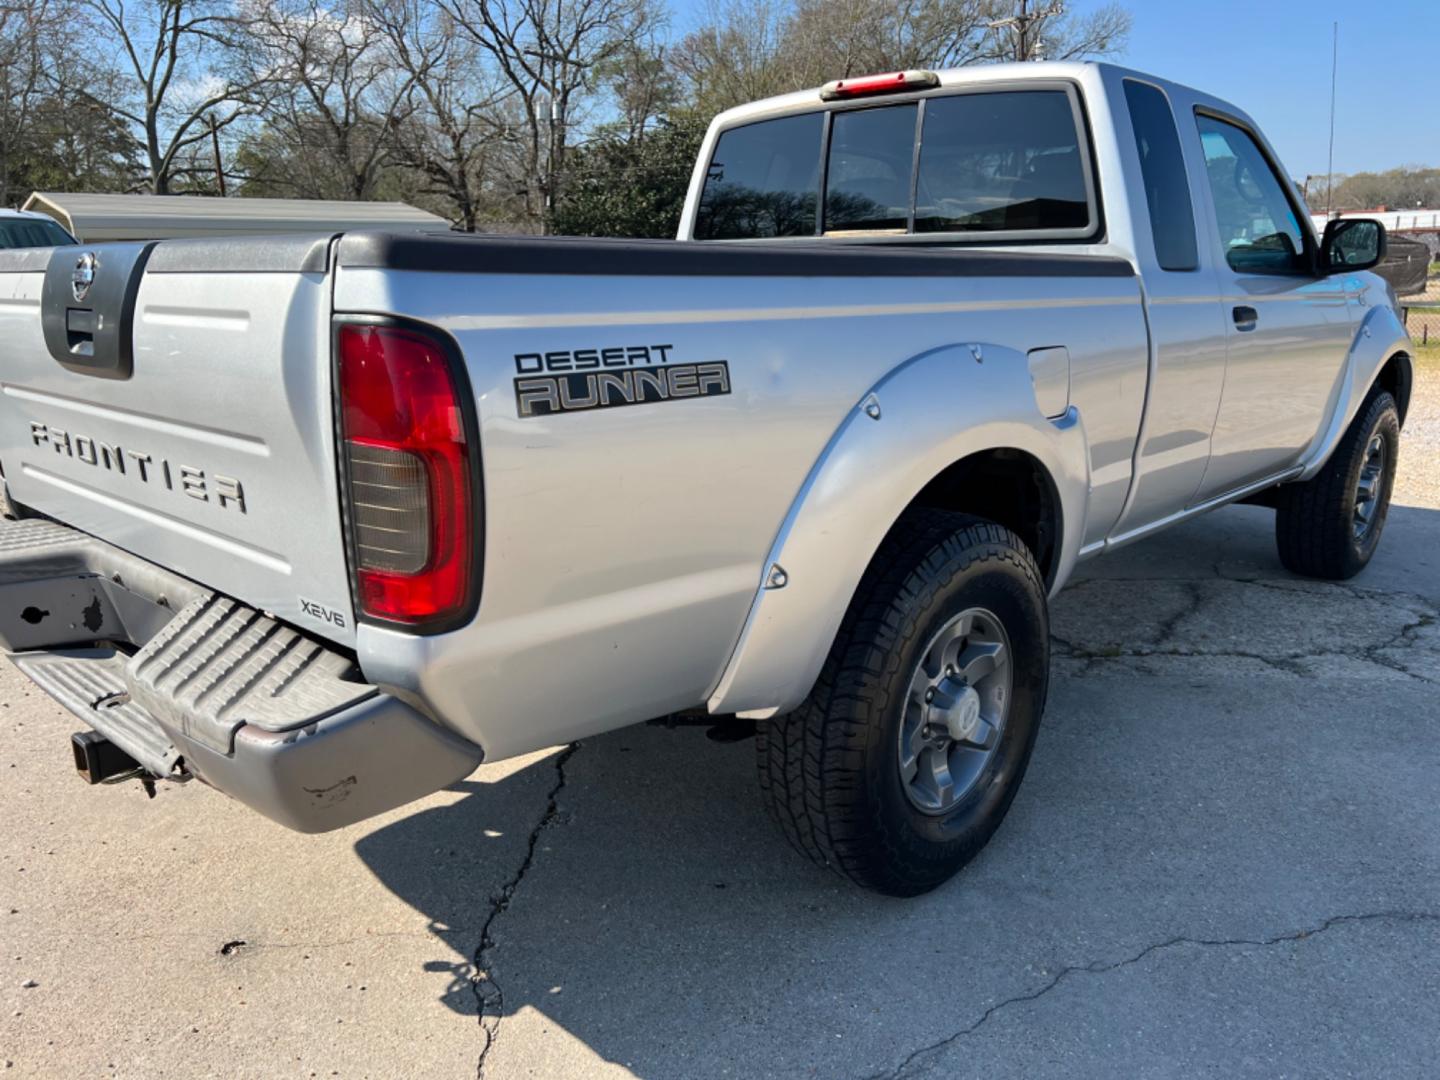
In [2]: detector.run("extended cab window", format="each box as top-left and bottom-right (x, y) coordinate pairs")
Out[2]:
(1196, 114), (1307, 274)
(1123, 80), (1197, 271)
(694, 113), (823, 240)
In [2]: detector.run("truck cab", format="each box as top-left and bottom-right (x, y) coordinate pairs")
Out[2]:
(679, 62), (1408, 547)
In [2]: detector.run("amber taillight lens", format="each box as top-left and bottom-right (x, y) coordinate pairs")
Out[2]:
(337, 323), (476, 627)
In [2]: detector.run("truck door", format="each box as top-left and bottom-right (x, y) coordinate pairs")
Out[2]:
(1108, 78), (1230, 537)
(1189, 112), (1354, 499)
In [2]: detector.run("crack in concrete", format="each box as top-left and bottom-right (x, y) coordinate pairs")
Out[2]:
(1355, 609), (1437, 682)
(867, 910), (1440, 1080)
(1052, 577), (1439, 682)
(1154, 579), (1204, 646)
(473, 743), (578, 1079)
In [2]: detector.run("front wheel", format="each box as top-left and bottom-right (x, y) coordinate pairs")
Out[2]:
(755, 509), (1049, 897)
(1275, 389), (1399, 580)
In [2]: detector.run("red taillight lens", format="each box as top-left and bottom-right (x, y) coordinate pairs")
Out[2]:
(819, 69), (939, 101)
(337, 323), (476, 627)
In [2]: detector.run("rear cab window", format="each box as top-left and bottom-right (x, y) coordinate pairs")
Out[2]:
(693, 82), (1099, 243)
(825, 105), (918, 234)
(693, 113), (824, 240)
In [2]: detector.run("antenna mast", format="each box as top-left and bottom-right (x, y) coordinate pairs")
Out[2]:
(1325, 21), (1337, 217)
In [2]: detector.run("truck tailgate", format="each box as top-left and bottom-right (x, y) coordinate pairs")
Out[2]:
(0, 237), (356, 646)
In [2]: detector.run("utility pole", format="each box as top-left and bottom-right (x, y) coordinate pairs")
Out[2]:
(524, 48), (585, 235)
(208, 113), (226, 197)
(988, 1), (1065, 62)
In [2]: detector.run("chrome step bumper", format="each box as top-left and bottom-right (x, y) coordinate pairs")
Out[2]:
(0, 517), (482, 831)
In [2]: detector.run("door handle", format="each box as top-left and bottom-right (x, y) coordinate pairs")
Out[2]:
(1232, 305), (1258, 331)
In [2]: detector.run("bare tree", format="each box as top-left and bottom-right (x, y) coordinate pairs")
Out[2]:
(0, 1), (144, 201)
(677, 0), (1125, 117)
(671, 0), (791, 117)
(982, 0), (1130, 62)
(784, 0), (991, 83)
(241, 0), (415, 200)
(436, 0), (651, 230)
(366, 0), (513, 229)
(82, 0), (267, 194)
(0, 0), (61, 203)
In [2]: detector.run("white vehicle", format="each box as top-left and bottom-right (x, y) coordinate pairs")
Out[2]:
(0, 63), (1411, 895)
(0, 207), (76, 250)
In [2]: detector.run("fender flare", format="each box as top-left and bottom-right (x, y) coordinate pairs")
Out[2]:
(1299, 296), (1411, 482)
(706, 342), (1091, 718)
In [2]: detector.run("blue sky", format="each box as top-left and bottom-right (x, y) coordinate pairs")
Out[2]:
(664, 0), (1440, 177)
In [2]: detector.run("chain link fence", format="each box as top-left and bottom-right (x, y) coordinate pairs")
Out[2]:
(1402, 274), (1440, 347)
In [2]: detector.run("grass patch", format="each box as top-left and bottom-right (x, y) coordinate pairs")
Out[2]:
(1414, 343), (1440, 371)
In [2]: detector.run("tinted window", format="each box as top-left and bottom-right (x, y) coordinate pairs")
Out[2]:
(1123, 80), (1197, 271)
(694, 113), (823, 240)
(915, 90), (1089, 233)
(0, 219), (75, 249)
(1196, 114), (1306, 273)
(824, 104), (917, 233)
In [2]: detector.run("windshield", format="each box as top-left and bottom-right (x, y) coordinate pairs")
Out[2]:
(0, 218), (77, 249)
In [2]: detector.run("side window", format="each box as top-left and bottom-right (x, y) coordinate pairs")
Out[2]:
(914, 90), (1091, 234)
(824, 104), (917, 234)
(1123, 80), (1197, 271)
(1196, 114), (1307, 274)
(694, 113), (824, 240)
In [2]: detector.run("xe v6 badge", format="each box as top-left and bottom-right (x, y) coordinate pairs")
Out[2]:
(71, 251), (97, 303)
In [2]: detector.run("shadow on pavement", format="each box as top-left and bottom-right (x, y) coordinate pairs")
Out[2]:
(353, 503), (1440, 1079)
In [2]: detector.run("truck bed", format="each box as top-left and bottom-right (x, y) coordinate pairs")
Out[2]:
(1, 232), (1148, 761)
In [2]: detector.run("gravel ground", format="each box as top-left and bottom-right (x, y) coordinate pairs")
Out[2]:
(1394, 344), (1440, 506)
(2, 352), (1438, 1078)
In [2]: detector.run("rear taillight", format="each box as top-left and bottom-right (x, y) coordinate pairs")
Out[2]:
(337, 322), (477, 628)
(819, 69), (939, 101)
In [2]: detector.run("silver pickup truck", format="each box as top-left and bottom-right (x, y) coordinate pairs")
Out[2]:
(0, 62), (1413, 895)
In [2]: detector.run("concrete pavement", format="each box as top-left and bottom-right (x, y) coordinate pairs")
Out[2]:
(4, 409), (1439, 1077)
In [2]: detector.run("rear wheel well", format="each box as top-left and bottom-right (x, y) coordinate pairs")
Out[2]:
(905, 449), (1061, 587)
(1376, 352), (1413, 427)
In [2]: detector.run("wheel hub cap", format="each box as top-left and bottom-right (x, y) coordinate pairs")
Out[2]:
(1353, 433), (1385, 540)
(898, 607), (1013, 816)
(930, 681), (982, 742)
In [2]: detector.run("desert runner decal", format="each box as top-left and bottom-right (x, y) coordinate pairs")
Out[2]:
(513, 343), (731, 418)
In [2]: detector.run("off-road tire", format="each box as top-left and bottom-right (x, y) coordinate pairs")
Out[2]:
(1275, 389), (1399, 580)
(755, 509), (1049, 897)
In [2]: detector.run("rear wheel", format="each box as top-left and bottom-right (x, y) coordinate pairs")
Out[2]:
(755, 509), (1049, 897)
(1275, 389), (1399, 580)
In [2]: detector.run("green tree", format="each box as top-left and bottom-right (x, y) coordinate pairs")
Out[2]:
(12, 87), (142, 196)
(550, 112), (707, 237)
(1302, 168), (1440, 214)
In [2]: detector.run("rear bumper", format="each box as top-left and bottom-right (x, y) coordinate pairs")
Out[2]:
(0, 517), (482, 831)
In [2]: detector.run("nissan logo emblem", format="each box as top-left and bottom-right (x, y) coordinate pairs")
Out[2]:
(71, 251), (97, 303)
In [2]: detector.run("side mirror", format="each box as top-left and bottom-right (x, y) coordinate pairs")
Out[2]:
(1319, 217), (1387, 274)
